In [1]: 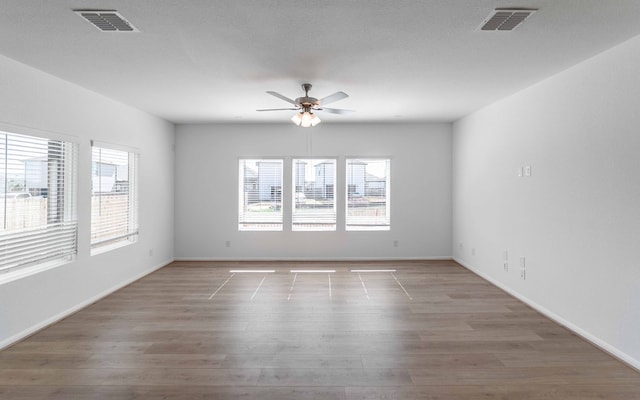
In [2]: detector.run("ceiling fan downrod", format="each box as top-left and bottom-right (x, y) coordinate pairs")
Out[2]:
(302, 83), (312, 97)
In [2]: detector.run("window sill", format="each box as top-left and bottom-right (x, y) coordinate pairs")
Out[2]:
(91, 239), (136, 256)
(0, 258), (72, 285)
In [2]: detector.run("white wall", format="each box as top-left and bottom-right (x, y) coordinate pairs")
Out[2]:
(453, 35), (640, 368)
(175, 122), (451, 260)
(0, 54), (175, 348)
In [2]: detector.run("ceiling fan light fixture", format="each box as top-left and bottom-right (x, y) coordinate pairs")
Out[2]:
(291, 111), (320, 128)
(291, 112), (303, 125)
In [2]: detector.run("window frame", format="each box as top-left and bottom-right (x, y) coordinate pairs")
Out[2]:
(345, 157), (391, 231)
(0, 126), (78, 283)
(291, 158), (337, 231)
(90, 141), (139, 255)
(238, 157), (284, 231)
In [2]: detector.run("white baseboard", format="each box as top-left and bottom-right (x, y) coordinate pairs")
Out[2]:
(453, 257), (640, 372)
(173, 256), (453, 262)
(0, 258), (173, 351)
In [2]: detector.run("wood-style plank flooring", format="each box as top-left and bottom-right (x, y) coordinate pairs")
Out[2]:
(1, 260), (639, 399)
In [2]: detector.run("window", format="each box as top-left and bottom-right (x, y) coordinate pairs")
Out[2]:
(292, 159), (336, 231)
(238, 159), (283, 231)
(0, 130), (78, 277)
(346, 158), (390, 231)
(91, 144), (138, 254)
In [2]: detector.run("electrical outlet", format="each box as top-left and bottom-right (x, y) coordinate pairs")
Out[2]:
(393, 240), (399, 247)
(149, 249), (153, 257)
(520, 256), (526, 280)
(471, 248), (476, 256)
(225, 240), (231, 248)
(503, 251), (508, 271)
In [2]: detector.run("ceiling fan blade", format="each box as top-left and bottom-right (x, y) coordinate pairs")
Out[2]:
(266, 91), (297, 105)
(318, 91), (348, 106)
(315, 107), (354, 115)
(257, 108), (299, 111)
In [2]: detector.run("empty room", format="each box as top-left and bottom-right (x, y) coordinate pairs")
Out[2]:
(1, 1), (639, 399)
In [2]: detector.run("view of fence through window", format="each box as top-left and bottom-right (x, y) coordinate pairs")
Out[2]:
(346, 158), (391, 230)
(292, 159), (336, 231)
(238, 159), (283, 231)
(91, 146), (138, 252)
(0, 131), (77, 274)
(238, 158), (390, 231)
(0, 135), (49, 231)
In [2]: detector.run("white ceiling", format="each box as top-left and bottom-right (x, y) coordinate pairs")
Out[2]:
(1, 1), (640, 124)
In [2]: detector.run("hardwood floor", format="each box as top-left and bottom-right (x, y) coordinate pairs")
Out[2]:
(1, 260), (638, 399)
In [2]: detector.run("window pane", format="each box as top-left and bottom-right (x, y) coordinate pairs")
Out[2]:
(346, 158), (390, 231)
(0, 131), (78, 275)
(239, 159), (283, 231)
(292, 159), (336, 231)
(91, 146), (138, 253)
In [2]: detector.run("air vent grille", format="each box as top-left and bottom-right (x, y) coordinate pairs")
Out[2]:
(74, 10), (139, 32)
(480, 8), (536, 31)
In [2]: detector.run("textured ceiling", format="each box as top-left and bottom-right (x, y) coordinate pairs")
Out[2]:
(1, 0), (640, 124)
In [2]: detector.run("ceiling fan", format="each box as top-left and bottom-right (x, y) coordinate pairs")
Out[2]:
(257, 83), (353, 127)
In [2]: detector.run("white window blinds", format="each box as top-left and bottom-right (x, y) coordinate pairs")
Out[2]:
(238, 159), (283, 231)
(346, 158), (391, 231)
(292, 159), (336, 231)
(0, 131), (78, 275)
(91, 145), (138, 253)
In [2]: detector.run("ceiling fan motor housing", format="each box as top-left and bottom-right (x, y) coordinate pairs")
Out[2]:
(295, 96), (319, 107)
(297, 83), (318, 107)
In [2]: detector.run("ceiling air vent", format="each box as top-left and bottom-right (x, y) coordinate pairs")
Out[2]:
(479, 8), (536, 31)
(74, 10), (139, 32)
